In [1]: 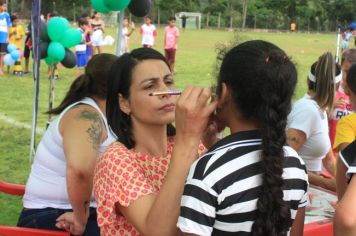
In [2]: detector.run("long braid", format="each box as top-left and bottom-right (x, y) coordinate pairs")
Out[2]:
(218, 41), (297, 235)
(251, 51), (296, 236)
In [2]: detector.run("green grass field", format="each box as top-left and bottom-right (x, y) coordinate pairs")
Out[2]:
(0, 26), (340, 225)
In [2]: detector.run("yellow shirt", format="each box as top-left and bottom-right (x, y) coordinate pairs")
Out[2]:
(8, 25), (24, 50)
(334, 113), (356, 151)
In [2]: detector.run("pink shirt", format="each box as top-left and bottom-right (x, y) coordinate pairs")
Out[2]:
(164, 26), (179, 49)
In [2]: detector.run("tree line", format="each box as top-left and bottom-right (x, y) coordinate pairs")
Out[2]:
(8, 0), (356, 31)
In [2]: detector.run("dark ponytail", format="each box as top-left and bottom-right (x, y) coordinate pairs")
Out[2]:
(47, 53), (118, 115)
(218, 40), (297, 236)
(106, 47), (175, 149)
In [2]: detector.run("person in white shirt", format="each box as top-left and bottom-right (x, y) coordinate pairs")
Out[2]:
(139, 16), (157, 48)
(287, 52), (337, 191)
(17, 54), (118, 236)
(121, 18), (135, 53)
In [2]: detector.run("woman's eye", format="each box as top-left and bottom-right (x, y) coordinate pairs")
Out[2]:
(144, 84), (155, 90)
(165, 80), (174, 85)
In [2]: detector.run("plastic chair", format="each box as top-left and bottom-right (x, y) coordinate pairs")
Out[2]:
(0, 180), (70, 236)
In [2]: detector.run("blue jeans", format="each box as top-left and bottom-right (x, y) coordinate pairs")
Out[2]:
(17, 207), (100, 236)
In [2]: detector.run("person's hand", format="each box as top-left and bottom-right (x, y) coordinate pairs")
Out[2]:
(175, 87), (218, 144)
(130, 22), (135, 30)
(201, 113), (225, 149)
(334, 98), (346, 108)
(56, 212), (87, 236)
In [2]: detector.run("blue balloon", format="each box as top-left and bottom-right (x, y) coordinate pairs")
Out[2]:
(7, 44), (17, 53)
(4, 54), (15, 65)
(10, 50), (20, 60)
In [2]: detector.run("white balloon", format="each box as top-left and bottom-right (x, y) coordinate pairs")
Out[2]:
(4, 54), (15, 65)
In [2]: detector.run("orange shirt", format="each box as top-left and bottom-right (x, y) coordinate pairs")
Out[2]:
(94, 137), (206, 236)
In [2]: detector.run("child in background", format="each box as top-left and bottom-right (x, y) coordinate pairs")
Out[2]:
(23, 21), (31, 74)
(139, 16), (156, 48)
(121, 18), (134, 53)
(164, 17), (179, 74)
(8, 14), (24, 50)
(8, 14), (24, 75)
(0, 0), (11, 76)
(329, 63), (351, 147)
(75, 18), (90, 76)
(341, 27), (353, 51)
(81, 13), (93, 60)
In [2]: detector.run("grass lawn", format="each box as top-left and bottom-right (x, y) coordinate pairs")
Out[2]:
(0, 25), (340, 225)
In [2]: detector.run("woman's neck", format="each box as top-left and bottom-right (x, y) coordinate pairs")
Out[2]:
(307, 90), (324, 110)
(132, 123), (168, 157)
(92, 97), (106, 116)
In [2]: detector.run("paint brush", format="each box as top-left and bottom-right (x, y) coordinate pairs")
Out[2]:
(149, 90), (182, 96)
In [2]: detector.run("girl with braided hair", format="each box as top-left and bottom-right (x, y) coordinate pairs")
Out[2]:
(177, 40), (308, 236)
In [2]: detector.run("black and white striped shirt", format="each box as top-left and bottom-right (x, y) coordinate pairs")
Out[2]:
(177, 130), (309, 236)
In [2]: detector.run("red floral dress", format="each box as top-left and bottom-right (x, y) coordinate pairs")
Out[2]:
(94, 137), (206, 236)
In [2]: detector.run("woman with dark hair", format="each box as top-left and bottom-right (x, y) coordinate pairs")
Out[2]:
(17, 53), (118, 236)
(177, 40), (308, 236)
(93, 47), (216, 235)
(287, 52), (338, 192)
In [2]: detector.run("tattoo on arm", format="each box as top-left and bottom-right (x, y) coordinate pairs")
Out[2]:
(79, 110), (103, 151)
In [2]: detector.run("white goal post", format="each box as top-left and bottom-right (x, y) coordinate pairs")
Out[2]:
(175, 12), (202, 29)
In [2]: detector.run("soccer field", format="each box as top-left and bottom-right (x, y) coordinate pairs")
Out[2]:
(0, 27), (340, 225)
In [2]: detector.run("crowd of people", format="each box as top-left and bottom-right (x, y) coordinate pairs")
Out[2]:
(0, 2), (181, 78)
(2, 3), (356, 236)
(11, 40), (356, 236)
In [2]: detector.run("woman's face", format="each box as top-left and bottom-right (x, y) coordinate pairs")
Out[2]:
(123, 59), (176, 126)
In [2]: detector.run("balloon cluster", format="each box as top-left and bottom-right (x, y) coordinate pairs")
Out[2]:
(91, 0), (151, 17)
(40, 17), (81, 68)
(4, 44), (21, 65)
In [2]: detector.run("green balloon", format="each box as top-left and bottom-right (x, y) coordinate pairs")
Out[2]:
(103, 0), (131, 11)
(47, 42), (65, 62)
(61, 29), (83, 48)
(91, 0), (111, 13)
(47, 17), (69, 42)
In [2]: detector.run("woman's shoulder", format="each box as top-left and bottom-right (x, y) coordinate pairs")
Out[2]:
(101, 141), (132, 159)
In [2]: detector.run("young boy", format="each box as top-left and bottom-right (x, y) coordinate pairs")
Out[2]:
(8, 14), (24, 75)
(75, 18), (90, 76)
(8, 14), (24, 50)
(164, 17), (179, 74)
(0, 0), (11, 76)
(139, 16), (156, 48)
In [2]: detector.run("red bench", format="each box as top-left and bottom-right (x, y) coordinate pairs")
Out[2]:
(0, 180), (69, 236)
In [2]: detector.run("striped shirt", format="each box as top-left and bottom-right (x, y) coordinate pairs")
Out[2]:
(177, 130), (309, 236)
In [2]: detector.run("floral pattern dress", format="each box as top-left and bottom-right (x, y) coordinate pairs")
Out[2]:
(94, 137), (206, 236)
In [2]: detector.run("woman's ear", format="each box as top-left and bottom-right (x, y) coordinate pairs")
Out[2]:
(118, 94), (131, 115)
(218, 82), (231, 108)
